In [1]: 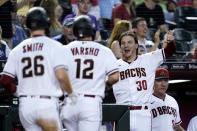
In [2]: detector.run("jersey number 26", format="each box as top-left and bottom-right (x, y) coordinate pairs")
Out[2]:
(22, 56), (44, 78)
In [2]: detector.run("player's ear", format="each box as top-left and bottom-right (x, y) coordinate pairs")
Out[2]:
(132, 28), (137, 33)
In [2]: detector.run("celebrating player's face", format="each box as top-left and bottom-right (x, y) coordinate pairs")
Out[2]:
(120, 35), (138, 60)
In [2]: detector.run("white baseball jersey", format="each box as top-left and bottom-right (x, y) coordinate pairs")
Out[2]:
(150, 94), (182, 131)
(113, 49), (165, 105)
(63, 40), (119, 98)
(2, 36), (67, 97)
(187, 116), (197, 131)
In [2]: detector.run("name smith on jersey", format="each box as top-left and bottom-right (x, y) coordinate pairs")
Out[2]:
(120, 67), (146, 80)
(71, 47), (99, 56)
(23, 43), (44, 53)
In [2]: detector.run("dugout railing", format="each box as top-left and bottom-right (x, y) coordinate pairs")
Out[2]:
(0, 103), (130, 131)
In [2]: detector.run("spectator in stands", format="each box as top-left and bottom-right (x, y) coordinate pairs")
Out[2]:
(164, 0), (177, 23)
(108, 20), (131, 59)
(135, 0), (167, 33)
(0, 26), (11, 60)
(187, 116), (197, 131)
(72, 0), (100, 21)
(132, 17), (160, 54)
(177, 0), (192, 6)
(112, 0), (136, 27)
(66, 0), (100, 40)
(58, 0), (73, 22)
(12, 23), (27, 48)
(0, 0), (16, 48)
(88, 0), (100, 21)
(55, 4), (63, 23)
(99, 0), (120, 31)
(40, 0), (62, 37)
(192, 0), (197, 8)
(16, 0), (38, 17)
(53, 18), (75, 45)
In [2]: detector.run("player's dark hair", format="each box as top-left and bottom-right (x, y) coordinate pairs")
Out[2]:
(119, 31), (138, 55)
(132, 17), (146, 28)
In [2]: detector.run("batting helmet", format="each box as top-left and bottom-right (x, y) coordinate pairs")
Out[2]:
(26, 7), (50, 31)
(72, 15), (95, 39)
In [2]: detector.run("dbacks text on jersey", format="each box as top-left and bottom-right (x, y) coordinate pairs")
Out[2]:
(151, 106), (177, 118)
(120, 67), (146, 80)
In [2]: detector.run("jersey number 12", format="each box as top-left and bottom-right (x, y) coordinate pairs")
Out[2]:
(75, 58), (94, 79)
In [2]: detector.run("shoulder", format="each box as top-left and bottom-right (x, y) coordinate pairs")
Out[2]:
(113, 3), (123, 10)
(145, 40), (154, 46)
(0, 40), (8, 46)
(136, 2), (146, 9)
(65, 14), (75, 19)
(166, 94), (178, 104)
(190, 116), (197, 122)
(52, 34), (62, 40)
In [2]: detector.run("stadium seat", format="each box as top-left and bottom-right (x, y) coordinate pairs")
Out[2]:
(173, 28), (193, 56)
(175, 7), (197, 32)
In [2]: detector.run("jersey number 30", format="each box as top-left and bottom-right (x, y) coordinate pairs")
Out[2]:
(136, 80), (147, 91)
(22, 56), (44, 78)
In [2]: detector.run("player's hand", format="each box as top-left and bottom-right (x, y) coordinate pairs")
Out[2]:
(68, 92), (78, 105)
(163, 30), (174, 48)
(154, 29), (160, 44)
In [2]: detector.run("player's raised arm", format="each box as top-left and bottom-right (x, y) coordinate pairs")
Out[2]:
(162, 30), (176, 58)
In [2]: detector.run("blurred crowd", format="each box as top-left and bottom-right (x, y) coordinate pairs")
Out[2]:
(1, 0), (197, 60)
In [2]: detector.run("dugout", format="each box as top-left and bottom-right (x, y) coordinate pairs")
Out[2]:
(0, 103), (130, 131)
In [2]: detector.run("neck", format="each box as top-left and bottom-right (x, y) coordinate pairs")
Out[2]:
(153, 92), (166, 100)
(137, 35), (145, 41)
(79, 36), (92, 41)
(123, 54), (137, 63)
(31, 30), (45, 37)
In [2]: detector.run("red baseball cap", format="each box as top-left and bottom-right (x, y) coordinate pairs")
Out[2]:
(155, 68), (169, 80)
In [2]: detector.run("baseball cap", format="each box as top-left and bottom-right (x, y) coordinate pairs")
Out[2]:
(62, 18), (74, 27)
(155, 68), (169, 80)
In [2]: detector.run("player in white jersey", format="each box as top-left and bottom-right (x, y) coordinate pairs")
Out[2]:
(60, 15), (119, 131)
(150, 68), (185, 131)
(112, 31), (176, 131)
(187, 116), (197, 131)
(0, 7), (75, 131)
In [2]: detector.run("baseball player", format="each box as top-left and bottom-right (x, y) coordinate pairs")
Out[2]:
(150, 68), (185, 131)
(0, 7), (75, 131)
(112, 31), (176, 131)
(60, 15), (119, 131)
(187, 116), (197, 131)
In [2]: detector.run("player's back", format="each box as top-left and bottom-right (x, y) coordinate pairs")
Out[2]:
(64, 40), (118, 98)
(7, 36), (65, 97)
